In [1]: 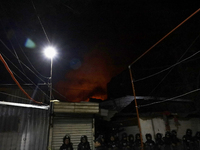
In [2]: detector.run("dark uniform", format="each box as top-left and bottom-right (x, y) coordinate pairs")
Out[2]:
(94, 136), (108, 150)
(155, 133), (164, 150)
(99, 134), (107, 149)
(128, 134), (135, 150)
(120, 133), (129, 150)
(163, 131), (173, 150)
(144, 134), (155, 150)
(78, 135), (91, 150)
(107, 134), (119, 150)
(171, 130), (182, 150)
(182, 129), (195, 150)
(194, 131), (200, 150)
(60, 134), (73, 150)
(134, 133), (144, 150)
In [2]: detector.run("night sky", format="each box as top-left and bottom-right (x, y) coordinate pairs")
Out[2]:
(0, 0), (200, 102)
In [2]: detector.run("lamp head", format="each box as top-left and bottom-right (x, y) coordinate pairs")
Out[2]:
(44, 46), (56, 59)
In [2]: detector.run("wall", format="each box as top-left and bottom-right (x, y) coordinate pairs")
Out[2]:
(122, 117), (200, 142)
(0, 103), (49, 150)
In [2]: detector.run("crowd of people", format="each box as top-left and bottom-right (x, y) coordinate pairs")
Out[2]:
(60, 129), (200, 150)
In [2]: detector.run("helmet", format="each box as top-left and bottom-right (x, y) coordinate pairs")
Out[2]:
(122, 132), (127, 140)
(156, 133), (162, 139)
(171, 130), (177, 136)
(128, 134), (134, 141)
(146, 134), (152, 140)
(186, 129), (192, 136)
(165, 131), (171, 138)
(80, 135), (88, 142)
(195, 131), (200, 138)
(135, 133), (140, 140)
(63, 134), (71, 143)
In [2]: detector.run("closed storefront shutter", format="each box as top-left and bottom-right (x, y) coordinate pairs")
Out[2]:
(52, 114), (94, 150)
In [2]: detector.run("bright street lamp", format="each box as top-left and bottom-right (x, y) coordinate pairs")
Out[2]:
(44, 46), (57, 101)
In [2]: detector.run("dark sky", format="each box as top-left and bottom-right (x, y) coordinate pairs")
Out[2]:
(0, 0), (200, 102)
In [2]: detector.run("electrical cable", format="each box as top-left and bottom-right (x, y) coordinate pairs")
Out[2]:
(14, 34), (49, 79)
(0, 39), (48, 84)
(0, 2), (64, 100)
(0, 52), (50, 100)
(148, 33), (200, 95)
(31, 0), (67, 100)
(0, 53), (43, 104)
(31, 0), (50, 44)
(0, 2), (50, 80)
(0, 39), (67, 100)
(128, 9), (200, 145)
(140, 88), (200, 108)
(134, 50), (200, 82)
(0, 91), (48, 106)
(129, 8), (200, 67)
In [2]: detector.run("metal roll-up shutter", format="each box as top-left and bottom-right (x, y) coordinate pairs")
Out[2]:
(52, 114), (94, 150)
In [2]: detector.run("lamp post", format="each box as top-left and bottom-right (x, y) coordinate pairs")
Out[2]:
(44, 46), (56, 150)
(44, 46), (56, 101)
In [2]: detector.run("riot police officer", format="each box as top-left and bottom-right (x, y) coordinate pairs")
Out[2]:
(60, 134), (74, 150)
(163, 131), (173, 150)
(78, 135), (91, 150)
(120, 132), (129, 150)
(128, 134), (135, 150)
(107, 134), (119, 150)
(134, 133), (144, 150)
(182, 129), (195, 150)
(144, 133), (155, 150)
(171, 130), (182, 150)
(155, 133), (164, 150)
(194, 131), (200, 150)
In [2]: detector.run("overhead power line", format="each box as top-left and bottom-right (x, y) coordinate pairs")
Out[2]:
(148, 33), (200, 95)
(140, 88), (200, 108)
(0, 39), (48, 84)
(0, 53), (43, 104)
(31, 0), (50, 44)
(134, 50), (200, 82)
(129, 8), (200, 67)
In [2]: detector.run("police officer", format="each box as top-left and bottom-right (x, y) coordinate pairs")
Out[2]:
(182, 129), (195, 150)
(144, 133), (155, 150)
(99, 134), (107, 149)
(163, 131), (173, 150)
(94, 136), (108, 150)
(60, 134), (74, 150)
(194, 131), (200, 150)
(78, 135), (91, 150)
(120, 132), (129, 150)
(128, 134), (135, 150)
(107, 134), (119, 150)
(171, 130), (182, 150)
(155, 133), (164, 150)
(134, 133), (144, 150)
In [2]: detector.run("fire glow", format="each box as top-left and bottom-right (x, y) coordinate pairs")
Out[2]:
(56, 48), (119, 102)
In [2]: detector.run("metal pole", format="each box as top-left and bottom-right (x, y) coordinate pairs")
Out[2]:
(48, 58), (53, 150)
(128, 65), (144, 150)
(50, 57), (53, 101)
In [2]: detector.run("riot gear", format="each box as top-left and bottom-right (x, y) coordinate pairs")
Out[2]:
(155, 133), (164, 150)
(144, 134), (155, 150)
(60, 134), (73, 150)
(107, 134), (119, 150)
(78, 135), (91, 150)
(128, 134), (135, 150)
(183, 129), (195, 150)
(120, 132), (129, 150)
